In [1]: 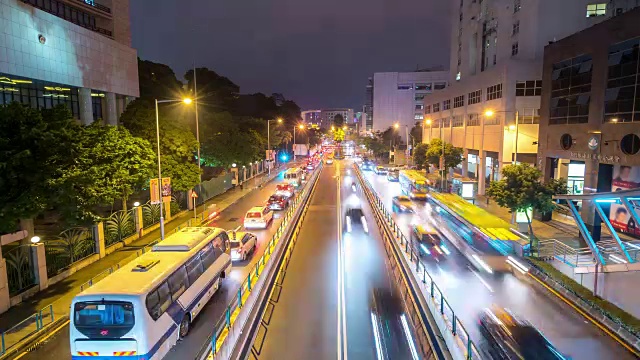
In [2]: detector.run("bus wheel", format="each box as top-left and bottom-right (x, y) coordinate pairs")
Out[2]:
(179, 315), (191, 339)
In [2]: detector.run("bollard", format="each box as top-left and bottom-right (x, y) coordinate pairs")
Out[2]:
(1, 332), (5, 355)
(226, 306), (231, 328)
(452, 313), (457, 335)
(255, 263), (259, 277)
(467, 340), (472, 360)
(50, 304), (54, 322)
(238, 288), (243, 308)
(248, 273), (252, 291)
(430, 282), (435, 297)
(212, 328), (217, 355)
(440, 295), (444, 314)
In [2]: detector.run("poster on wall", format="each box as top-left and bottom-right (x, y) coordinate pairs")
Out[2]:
(609, 165), (640, 237)
(149, 177), (172, 204)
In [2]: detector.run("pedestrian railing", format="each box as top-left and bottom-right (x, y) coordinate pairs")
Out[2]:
(538, 239), (594, 267)
(355, 165), (483, 360)
(0, 305), (54, 356)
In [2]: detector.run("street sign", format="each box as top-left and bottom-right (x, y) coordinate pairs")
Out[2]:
(191, 192), (198, 198)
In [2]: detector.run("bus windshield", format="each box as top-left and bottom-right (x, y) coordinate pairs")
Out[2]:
(74, 301), (135, 338)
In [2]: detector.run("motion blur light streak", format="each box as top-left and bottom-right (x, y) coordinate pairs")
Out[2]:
(420, 243), (431, 255)
(346, 216), (352, 233)
(472, 254), (494, 274)
(471, 269), (494, 293)
(400, 314), (420, 360)
(370, 313), (384, 360)
(506, 256), (529, 273)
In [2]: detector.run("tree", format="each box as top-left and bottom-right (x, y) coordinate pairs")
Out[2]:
(0, 104), (78, 233)
(413, 143), (429, 170)
(362, 135), (387, 159)
(138, 58), (184, 101)
(410, 122), (423, 144)
(53, 124), (156, 221)
(199, 112), (265, 168)
(281, 131), (293, 149)
(333, 127), (346, 143)
(120, 100), (201, 192)
(487, 164), (566, 247)
(425, 138), (463, 172)
(185, 67), (239, 112)
(333, 114), (345, 127)
(380, 126), (402, 147)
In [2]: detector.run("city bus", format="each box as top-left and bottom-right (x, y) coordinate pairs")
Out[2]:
(69, 227), (231, 360)
(427, 192), (528, 272)
(284, 167), (304, 187)
(399, 170), (429, 200)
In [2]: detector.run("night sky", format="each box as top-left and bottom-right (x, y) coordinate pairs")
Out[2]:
(130, 0), (450, 110)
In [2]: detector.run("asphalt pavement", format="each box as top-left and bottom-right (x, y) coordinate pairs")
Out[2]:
(363, 169), (636, 360)
(17, 169), (300, 360)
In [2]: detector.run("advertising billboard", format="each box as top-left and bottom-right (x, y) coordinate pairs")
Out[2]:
(150, 177), (171, 204)
(609, 165), (640, 236)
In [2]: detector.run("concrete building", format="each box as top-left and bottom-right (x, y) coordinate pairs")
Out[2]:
(301, 110), (322, 126)
(364, 77), (373, 132)
(423, 0), (637, 195)
(0, 0), (139, 125)
(321, 108), (354, 129)
(353, 111), (367, 134)
(372, 70), (448, 132)
(538, 6), (640, 237)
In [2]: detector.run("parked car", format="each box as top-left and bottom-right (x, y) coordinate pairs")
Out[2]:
(243, 206), (274, 229)
(228, 231), (257, 261)
(267, 194), (289, 210)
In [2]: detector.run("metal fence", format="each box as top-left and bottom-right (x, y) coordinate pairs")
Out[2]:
(3, 244), (36, 296)
(44, 227), (96, 277)
(194, 173), (234, 206)
(104, 209), (137, 247)
(141, 201), (165, 229)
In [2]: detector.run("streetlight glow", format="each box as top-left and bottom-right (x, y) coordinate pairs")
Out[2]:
(30, 236), (41, 243)
(277, 118), (283, 123)
(484, 110), (494, 117)
(133, 201), (140, 207)
(299, 124), (305, 130)
(182, 98), (193, 104)
(508, 124), (516, 131)
(394, 123), (399, 129)
(342, 126), (347, 130)
(425, 119), (432, 125)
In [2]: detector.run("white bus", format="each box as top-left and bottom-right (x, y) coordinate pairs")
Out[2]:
(284, 167), (303, 187)
(69, 227), (231, 360)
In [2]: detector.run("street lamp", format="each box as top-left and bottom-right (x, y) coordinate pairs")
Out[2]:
(485, 109), (520, 164)
(155, 97), (192, 240)
(293, 124), (305, 161)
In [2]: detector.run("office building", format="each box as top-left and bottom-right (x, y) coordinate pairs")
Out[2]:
(423, 0), (637, 195)
(354, 111), (367, 134)
(0, 0), (139, 125)
(321, 108), (354, 129)
(301, 110), (322, 126)
(538, 6), (640, 234)
(364, 77), (373, 132)
(372, 70), (448, 132)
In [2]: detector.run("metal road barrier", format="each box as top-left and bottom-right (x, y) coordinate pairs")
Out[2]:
(194, 164), (323, 360)
(354, 164), (484, 360)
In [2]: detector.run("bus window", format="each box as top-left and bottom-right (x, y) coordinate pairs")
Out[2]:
(74, 301), (135, 338)
(168, 267), (188, 301)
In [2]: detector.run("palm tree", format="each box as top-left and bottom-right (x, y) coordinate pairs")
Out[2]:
(281, 131), (293, 150)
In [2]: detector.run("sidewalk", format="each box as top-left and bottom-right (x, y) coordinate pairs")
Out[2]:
(0, 167), (283, 343)
(473, 195), (635, 247)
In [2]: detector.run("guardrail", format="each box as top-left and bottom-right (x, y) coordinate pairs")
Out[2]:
(538, 239), (594, 267)
(0, 169), (284, 358)
(355, 165), (484, 360)
(194, 165), (322, 360)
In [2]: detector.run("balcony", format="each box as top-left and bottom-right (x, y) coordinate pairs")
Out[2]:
(73, 0), (111, 15)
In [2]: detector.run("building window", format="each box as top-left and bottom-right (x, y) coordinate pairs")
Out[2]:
(415, 94), (426, 101)
(512, 21), (519, 36)
(604, 37), (640, 123)
(415, 104), (424, 110)
(468, 90), (481, 105)
(414, 114), (424, 120)
(511, 43), (519, 56)
(484, 113), (501, 125)
(0, 74), (80, 118)
(23, 0), (110, 37)
(425, 105), (431, 114)
(486, 84), (502, 101)
(620, 134), (640, 155)
(560, 134), (573, 150)
(514, 0), (521, 13)
(452, 115), (464, 127)
(434, 82), (447, 90)
(550, 54), (592, 125)
(91, 92), (104, 121)
(397, 84), (412, 90)
(441, 117), (451, 127)
(466, 113), (480, 126)
(443, 99), (451, 110)
(415, 84), (432, 91)
(518, 108), (540, 124)
(433, 103), (440, 112)
(586, 3), (607, 17)
(515, 80), (542, 96)
(454, 95), (465, 108)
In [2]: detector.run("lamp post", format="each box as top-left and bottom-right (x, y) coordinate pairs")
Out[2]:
(293, 124), (305, 161)
(193, 65), (203, 218)
(485, 109), (520, 164)
(439, 118), (445, 190)
(155, 97), (192, 240)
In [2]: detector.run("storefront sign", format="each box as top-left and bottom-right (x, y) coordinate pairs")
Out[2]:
(570, 152), (620, 163)
(587, 136), (600, 150)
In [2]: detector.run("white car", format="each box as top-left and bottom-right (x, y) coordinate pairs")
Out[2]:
(244, 206), (274, 229)
(228, 231), (257, 261)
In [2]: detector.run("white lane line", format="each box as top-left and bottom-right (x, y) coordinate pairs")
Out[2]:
(400, 314), (420, 360)
(336, 164), (348, 360)
(371, 313), (384, 360)
(469, 266), (494, 293)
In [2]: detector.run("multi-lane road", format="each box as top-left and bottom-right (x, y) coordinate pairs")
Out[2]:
(17, 167), (301, 360)
(362, 169), (636, 360)
(252, 160), (418, 360)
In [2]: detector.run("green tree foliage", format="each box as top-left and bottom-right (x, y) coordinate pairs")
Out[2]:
(138, 58), (184, 101)
(185, 67), (239, 112)
(333, 128), (346, 143)
(53, 124), (156, 221)
(410, 122), (423, 144)
(281, 131), (293, 147)
(380, 126), (402, 146)
(120, 99), (200, 192)
(333, 114), (345, 127)
(362, 135), (387, 158)
(0, 104), (77, 233)
(487, 163), (566, 244)
(200, 112), (265, 167)
(412, 143), (429, 170)
(425, 138), (464, 170)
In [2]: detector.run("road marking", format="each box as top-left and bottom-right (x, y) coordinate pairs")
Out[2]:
(470, 267), (494, 293)
(14, 318), (70, 360)
(528, 272), (640, 357)
(336, 164), (348, 360)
